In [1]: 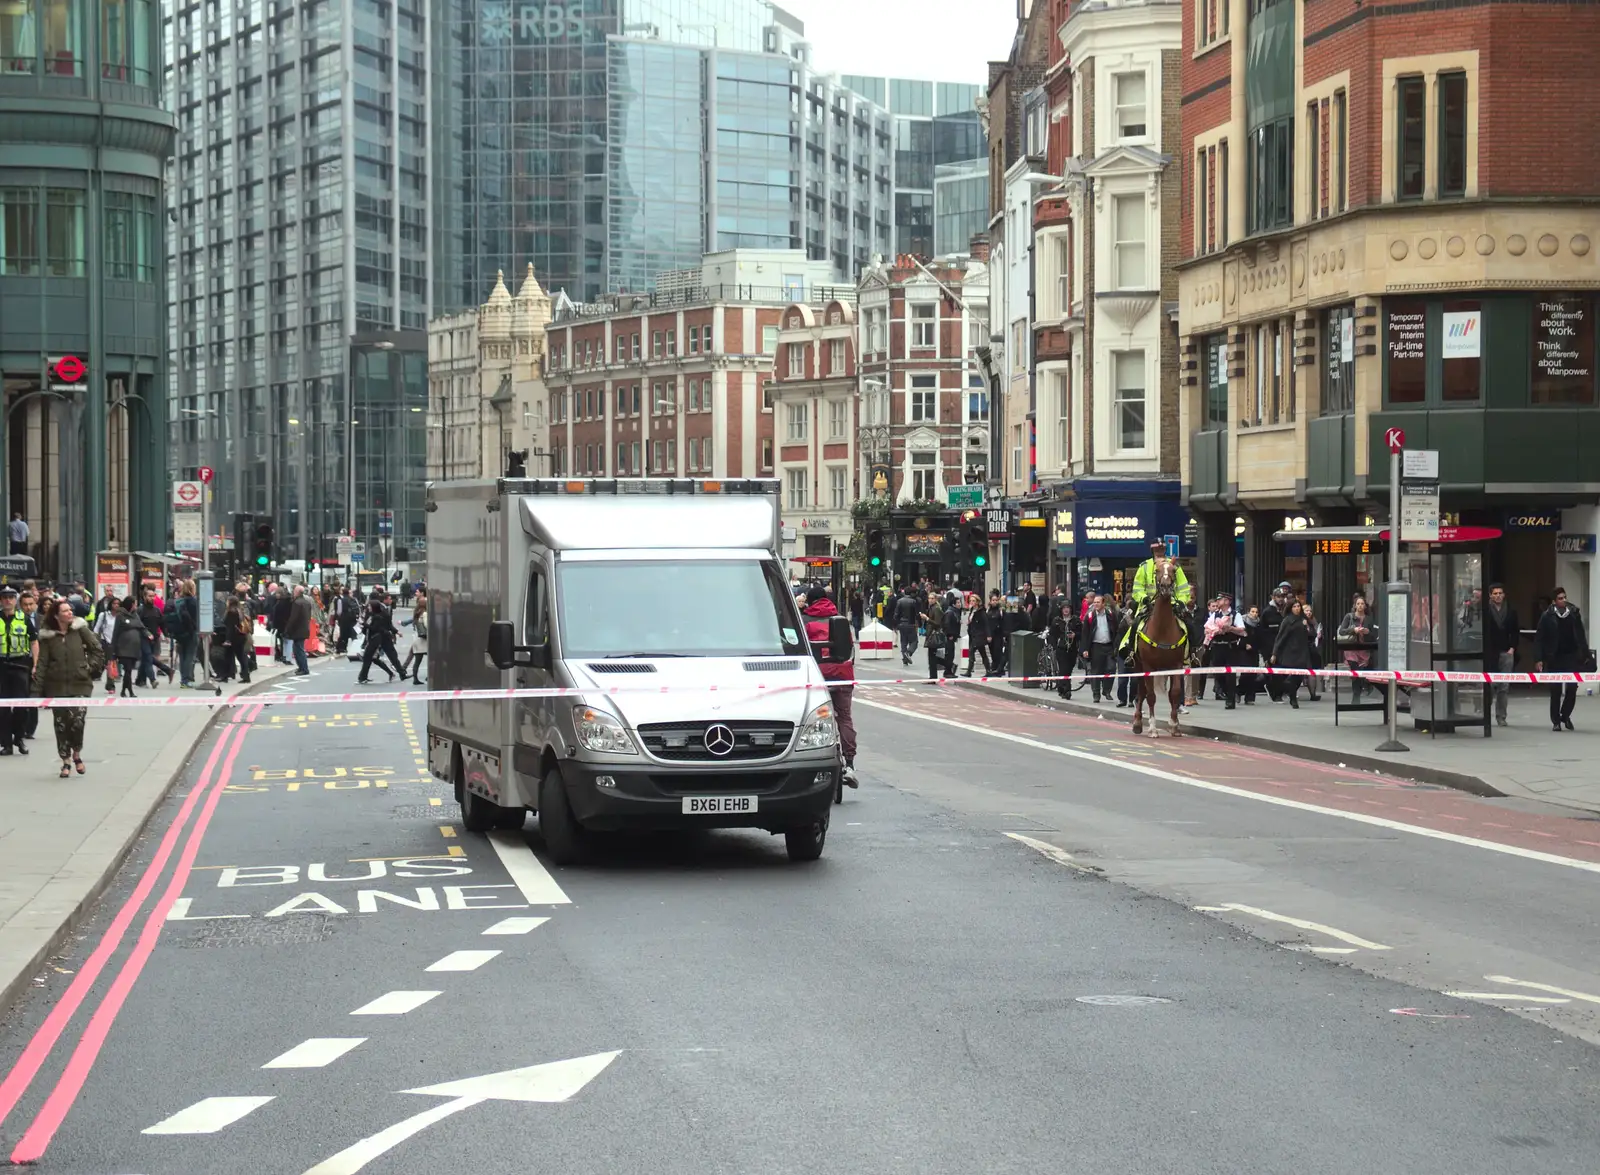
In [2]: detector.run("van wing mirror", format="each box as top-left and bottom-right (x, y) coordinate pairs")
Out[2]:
(828, 615), (853, 665)
(487, 621), (517, 670)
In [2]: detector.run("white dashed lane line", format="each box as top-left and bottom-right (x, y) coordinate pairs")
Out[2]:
(349, 991), (441, 1016)
(142, 1096), (276, 1135)
(482, 916), (549, 936)
(261, 1038), (369, 1069)
(424, 950), (501, 973)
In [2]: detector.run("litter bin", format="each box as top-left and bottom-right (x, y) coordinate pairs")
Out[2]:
(1009, 630), (1044, 688)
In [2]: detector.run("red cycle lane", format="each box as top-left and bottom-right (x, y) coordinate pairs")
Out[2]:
(855, 682), (1600, 868)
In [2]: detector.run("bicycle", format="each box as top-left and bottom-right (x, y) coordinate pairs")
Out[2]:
(1035, 641), (1057, 687)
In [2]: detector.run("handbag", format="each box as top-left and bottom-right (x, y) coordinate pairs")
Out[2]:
(1583, 649), (1598, 676)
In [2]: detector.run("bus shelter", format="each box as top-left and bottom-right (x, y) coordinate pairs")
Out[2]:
(1274, 525), (1499, 736)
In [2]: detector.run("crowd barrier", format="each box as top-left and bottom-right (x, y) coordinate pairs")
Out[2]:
(0, 663), (1596, 709)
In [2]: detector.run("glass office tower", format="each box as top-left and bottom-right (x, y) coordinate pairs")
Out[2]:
(433, 0), (891, 311)
(166, 0), (431, 566)
(839, 75), (985, 259)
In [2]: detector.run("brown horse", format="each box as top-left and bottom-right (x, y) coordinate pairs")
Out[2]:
(1130, 559), (1187, 736)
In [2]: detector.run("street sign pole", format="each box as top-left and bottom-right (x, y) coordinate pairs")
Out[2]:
(1377, 437), (1408, 754)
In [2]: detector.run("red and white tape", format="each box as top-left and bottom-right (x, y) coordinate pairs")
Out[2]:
(0, 664), (1595, 709)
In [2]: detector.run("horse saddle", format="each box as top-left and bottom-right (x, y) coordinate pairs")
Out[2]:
(1133, 610), (1189, 653)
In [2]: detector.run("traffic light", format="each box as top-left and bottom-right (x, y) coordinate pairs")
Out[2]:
(866, 527), (885, 570)
(251, 516), (276, 567)
(962, 511), (988, 570)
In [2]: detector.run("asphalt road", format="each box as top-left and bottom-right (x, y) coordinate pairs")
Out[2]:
(0, 656), (1597, 1174)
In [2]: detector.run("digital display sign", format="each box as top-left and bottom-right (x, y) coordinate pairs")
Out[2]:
(1310, 539), (1374, 555)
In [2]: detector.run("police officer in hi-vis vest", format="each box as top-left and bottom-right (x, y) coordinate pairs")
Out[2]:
(0, 585), (38, 755)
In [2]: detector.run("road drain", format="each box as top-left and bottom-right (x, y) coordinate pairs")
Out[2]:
(174, 917), (341, 948)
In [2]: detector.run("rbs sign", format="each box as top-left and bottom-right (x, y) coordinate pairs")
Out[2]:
(481, 2), (591, 45)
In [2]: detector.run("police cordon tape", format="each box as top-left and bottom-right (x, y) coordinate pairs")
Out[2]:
(1, 664), (1598, 709)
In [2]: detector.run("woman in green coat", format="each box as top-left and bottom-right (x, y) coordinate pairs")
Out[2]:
(35, 599), (104, 776)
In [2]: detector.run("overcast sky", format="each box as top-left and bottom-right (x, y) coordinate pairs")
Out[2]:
(777, 0), (1016, 87)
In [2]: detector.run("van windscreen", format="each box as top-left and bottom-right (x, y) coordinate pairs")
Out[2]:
(555, 560), (807, 659)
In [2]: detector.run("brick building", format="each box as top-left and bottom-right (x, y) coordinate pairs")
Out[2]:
(1029, 0), (1189, 602)
(855, 254), (991, 587)
(1178, 0), (1600, 633)
(769, 300), (861, 563)
(543, 252), (851, 484)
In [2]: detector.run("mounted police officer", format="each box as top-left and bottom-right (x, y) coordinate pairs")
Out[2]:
(0, 585), (37, 755)
(1121, 539), (1197, 660)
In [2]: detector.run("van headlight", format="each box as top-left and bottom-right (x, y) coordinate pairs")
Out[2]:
(572, 705), (639, 755)
(794, 701), (838, 751)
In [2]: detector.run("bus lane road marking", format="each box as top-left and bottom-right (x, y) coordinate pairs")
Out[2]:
(1191, 903), (1392, 951)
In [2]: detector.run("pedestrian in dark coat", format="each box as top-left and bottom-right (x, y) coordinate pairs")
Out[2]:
(1484, 584), (1520, 727)
(1270, 599), (1313, 708)
(1535, 587), (1589, 732)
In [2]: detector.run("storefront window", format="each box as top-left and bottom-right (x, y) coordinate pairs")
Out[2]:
(1531, 295), (1596, 406)
(44, 189), (84, 276)
(1440, 299), (1481, 402)
(1322, 304), (1355, 413)
(1, 0), (37, 73)
(1384, 298), (1426, 404)
(42, 0), (77, 75)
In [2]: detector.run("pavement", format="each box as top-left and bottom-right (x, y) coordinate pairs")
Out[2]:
(0, 656), (293, 1017)
(0, 652), (1596, 1172)
(858, 655), (1600, 814)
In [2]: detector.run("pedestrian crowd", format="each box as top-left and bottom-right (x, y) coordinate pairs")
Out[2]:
(869, 575), (1591, 733)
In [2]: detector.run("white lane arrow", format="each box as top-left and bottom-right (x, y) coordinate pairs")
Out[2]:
(301, 1051), (621, 1175)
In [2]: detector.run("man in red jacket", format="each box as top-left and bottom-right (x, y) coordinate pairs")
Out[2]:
(803, 586), (858, 788)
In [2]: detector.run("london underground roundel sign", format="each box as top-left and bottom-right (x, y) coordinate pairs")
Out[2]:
(52, 355), (86, 385)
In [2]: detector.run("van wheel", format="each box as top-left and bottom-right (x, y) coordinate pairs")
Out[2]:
(784, 818), (827, 862)
(460, 780), (499, 834)
(538, 768), (589, 865)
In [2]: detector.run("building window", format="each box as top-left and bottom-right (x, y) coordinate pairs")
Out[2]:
(787, 468), (807, 510)
(1441, 300), (1481, 403)
(1113, 351), (1146, 450)
(868, 308), (885, 353)
(1248, 320), (1292, 424)
(1247, 120), (1293, 232)
(966, 390), (988, 422)
(1114, 72), (1147, 138)
(1055, 236), (1071, 315)
(1113, 193), (1145, 289)
(658, 380), (677, 413)
(102, 0), (152, 83)
(1053, 371), (1069, 464)
(688, 437), (700, 470)
(616, 441), (628, 473)
(788, 343), (805, 377)
(22, 0), (81, 75)
(786, 402), (808, 442)
(910, 452), (936, 501)
(1010, 425), (1023, 482)
(1305, 100), (1320, 219)
(911, 303), (936, 349)
(1438, 72), (1468, 198)
(1219, 139), (1230, 243)
(631, 441), (640, 473)
(910, 374), (936, 422)
(1203, 333), (1229, 425)
(1197, 0), (1229, 49)
(616, 336), (627, 361)
(829, 338), (844, 375)
(828, 466), (847, 510)
(652, 330), (664, 358)
(0, 188), (39, 275)
(761, 438), (773, 470)
(45, 188), (85, 277)
(616, 387), (627, 415)
(666, 329), (676, 356)
(631, 334), (640, 359)
(1396, 75), (1426, 200)
(827, 398), (847, 439)
(1322, 306), (1355, 415)
(688, 325), (700, 355)
(1325, 92), (1344, 216)
(761, 325), (778, 354)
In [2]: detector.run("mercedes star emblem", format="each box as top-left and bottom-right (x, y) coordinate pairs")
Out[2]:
(703, 724), (736, 757)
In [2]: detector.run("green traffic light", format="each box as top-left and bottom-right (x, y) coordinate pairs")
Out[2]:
(256, 554), (269, 566)
(974, 555), (988, 568)
(869, 556), (882, 566)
